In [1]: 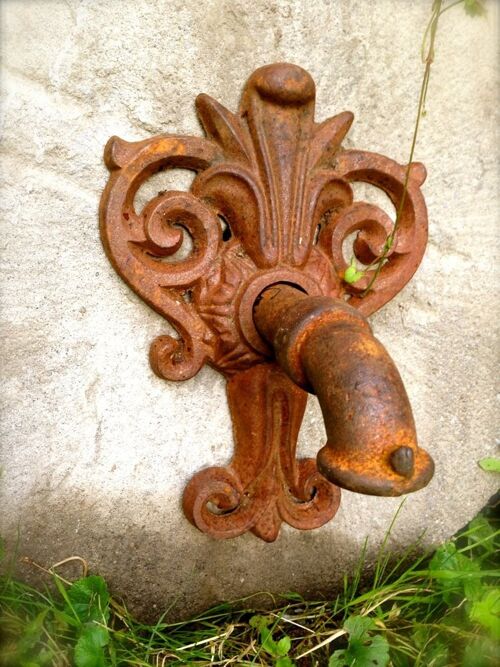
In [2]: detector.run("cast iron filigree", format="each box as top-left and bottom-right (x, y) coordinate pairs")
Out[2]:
(100, 63), (431, 542)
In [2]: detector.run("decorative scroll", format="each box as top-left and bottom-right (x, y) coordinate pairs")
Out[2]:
(324, 151), (428, 316)
(182, 364), (340, 541)
(100, 63), (428, 540)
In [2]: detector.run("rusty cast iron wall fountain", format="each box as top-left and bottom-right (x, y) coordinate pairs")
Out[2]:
(100, 63), (434, 542)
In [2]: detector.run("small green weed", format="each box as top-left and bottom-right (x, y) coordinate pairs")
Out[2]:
(328, 615), (389, 666)
(0, 509), (498, 666)
(250, 614), (294, 666)
(479, 458), (500, 473)
(0, 570), (112, 667)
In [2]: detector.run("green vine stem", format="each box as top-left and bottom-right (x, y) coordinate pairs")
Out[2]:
(344, 0), (486, 293)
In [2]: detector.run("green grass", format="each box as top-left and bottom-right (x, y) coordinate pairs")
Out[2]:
(0, 507), (499, 666)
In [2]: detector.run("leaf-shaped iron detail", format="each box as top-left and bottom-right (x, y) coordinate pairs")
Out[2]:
(196, 94), (253, 165)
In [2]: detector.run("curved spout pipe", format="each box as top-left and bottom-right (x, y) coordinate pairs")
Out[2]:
(254, 284), (434, 496)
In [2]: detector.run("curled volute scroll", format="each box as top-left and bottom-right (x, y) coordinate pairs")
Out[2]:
(100, 63), (433, 542)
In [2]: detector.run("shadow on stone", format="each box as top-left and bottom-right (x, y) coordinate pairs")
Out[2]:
(2, 490), (369, 622)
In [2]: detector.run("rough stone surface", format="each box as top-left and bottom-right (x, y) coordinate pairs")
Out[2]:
(1, 0), (498, 619)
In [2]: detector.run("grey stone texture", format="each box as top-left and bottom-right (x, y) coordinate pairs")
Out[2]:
(1, 0), (498, 619)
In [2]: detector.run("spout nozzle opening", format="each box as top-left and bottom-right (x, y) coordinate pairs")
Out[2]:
(317, 443), (434, 497)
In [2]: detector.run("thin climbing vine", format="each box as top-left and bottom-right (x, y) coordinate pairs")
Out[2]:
(345, 0), (487, 292)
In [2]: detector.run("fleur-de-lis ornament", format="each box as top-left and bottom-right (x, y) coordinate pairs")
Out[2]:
(100, 64), (432, 542)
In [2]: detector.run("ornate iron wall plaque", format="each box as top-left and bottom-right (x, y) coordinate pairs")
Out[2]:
(100, 63), (434, 542)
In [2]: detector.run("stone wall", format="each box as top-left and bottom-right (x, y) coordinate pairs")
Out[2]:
(1, 0), (498, 619)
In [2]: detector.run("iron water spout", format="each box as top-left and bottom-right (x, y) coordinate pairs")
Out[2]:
(254, 284), (434, 496)
(101, 62), (436, 540)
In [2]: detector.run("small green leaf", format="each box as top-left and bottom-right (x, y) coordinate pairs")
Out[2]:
(250, 615), (292, 661)
(464, 0), (487, 17)
(469, 589), (500, 636)
(429, 542), (482, 603)
(74, 623), (109, 667)
(329, 615), (389, 667)
(249, 614), (269, 630)
(276, 635), (291, 656)
(68, 576), (110, 624)
(329, 649), (346, 665)
(344, 257), (365, 284)
(478, 457), (500, 473)
(276, 657), (295, 667)
(260, 626), (278, 656)
(343, 614), (376, 639)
